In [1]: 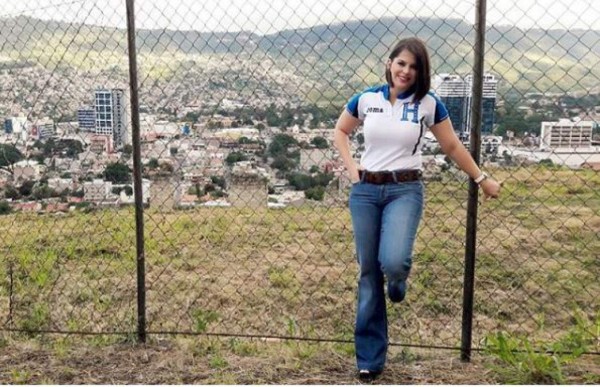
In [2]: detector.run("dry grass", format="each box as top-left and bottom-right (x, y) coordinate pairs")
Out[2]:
(0, 165), (598, 383)
(0, 334), (598, 384)
(0, 335), (509, 384)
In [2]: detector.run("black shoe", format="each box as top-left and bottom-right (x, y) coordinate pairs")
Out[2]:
(358, 369), (381, 382)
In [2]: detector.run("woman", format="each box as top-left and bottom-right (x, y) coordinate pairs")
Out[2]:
(333, 37), (501, 381)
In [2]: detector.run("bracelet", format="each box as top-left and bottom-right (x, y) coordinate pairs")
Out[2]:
(474, 172), (488, 185)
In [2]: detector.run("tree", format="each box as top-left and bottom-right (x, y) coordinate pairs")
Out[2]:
(287, 173), (313, 190)
(211, 176), (226, 190)
(19, 180), (35, 197)
(0, 144), (24, 174)
(4, 185), (19, 200)
(305, 186), (325, 201)
(32, 185), (57, 200)
(225, 151), (248, 165)
(122, 144), (133, 159)
(104, 162), (131, 184)
(268, 134), (297, 157)
(271, 155), (296, 173)
(147, 158), (159, 169)
(355, 133), (365, 145)
(0, 201), (11, 215)
(311, 136), (329, 149)
(184, 111), (200, 123)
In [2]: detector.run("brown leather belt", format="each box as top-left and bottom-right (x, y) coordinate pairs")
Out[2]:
(358, 169), (422, 184)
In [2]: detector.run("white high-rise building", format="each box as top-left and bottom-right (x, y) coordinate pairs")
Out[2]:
(94, 88), (129, 148)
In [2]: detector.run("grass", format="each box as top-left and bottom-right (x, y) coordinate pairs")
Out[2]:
(483, 313), (599, 384)
(0, 165), (598, 382)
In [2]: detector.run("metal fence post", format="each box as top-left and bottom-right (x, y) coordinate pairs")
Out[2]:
(125, 0), (146, 343)
(461, 0), (487, 362)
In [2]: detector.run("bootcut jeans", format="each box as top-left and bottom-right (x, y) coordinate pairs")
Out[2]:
(348, 179), (424, 372)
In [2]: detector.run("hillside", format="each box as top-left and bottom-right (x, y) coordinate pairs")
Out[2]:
(1, 15), (599, 108)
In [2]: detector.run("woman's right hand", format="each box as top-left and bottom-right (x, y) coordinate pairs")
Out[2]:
(350, 164), (363, 184)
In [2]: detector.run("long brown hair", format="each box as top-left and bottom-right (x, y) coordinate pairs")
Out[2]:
(385, 37), (431, 102)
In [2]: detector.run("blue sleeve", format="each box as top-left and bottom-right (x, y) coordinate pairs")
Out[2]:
(432, 93), (449, 124)
(345, 92), (362, 118)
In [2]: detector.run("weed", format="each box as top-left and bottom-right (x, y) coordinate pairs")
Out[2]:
(11, 369), (31, 384)
(19, 303), (50, 334)
(228, 338), (259, 356)
(268, 266), (297, 289)
(191, 308), (219, 333)
(483, 314), (597, 385)
(483, 331), (566, 384)
(209, 354), (228, 369)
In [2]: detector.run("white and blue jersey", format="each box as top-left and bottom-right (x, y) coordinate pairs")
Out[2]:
(346, 84), (448, 171)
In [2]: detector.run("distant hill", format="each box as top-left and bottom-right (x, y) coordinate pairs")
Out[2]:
(1, 15), (599, 105)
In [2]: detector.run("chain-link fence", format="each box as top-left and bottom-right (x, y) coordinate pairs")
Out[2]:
(0, 0), (598, 356)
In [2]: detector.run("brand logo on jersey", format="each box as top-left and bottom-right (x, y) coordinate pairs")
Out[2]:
(401, 102), (420, 123)
(366, 107), (384, 113)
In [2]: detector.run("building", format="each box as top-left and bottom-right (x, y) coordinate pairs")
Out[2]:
(540, 119), (594, 150)
(4, 118), (12, 134)
(77, 107), (96, 131)
(465, 73), (498, 134)
(94, 88), (129, 148)
(12, 160), (45, 182)
(83, 179), (113, 202)
(35, 117), (55, 139)
(89, 135), (114, 154)
(433, 73), (498, 135)
(433, 74), (470, 134)
(4, 115), (29, 139)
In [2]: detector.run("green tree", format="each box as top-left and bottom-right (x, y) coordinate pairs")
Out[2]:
(4, 185), (20, 200)
(0, 144), (24, 173)
(225, 151), (248, 165)
(271, 155), (296, 173)
(268, 134), (297, 157)
(356, 133), (365, 145)
(311, 136), (329, 149)
(266, 104), (280, 127)
(0, 201), (11, 215)
(32, 185), (57, 200)
(184, 111), (200, 123)
(104, 162), (131, 184)
(19, 180), (35, 197)
(122, 144), (133, 159)
(210, 176), (226, 190)
(287, 172), (313, 190)
(305, 186), (325, 201)
(147, 158), (159, 169)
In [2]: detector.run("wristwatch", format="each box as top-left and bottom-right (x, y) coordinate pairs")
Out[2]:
(474, 172), (488, 185)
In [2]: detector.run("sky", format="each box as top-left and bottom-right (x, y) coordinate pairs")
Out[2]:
(0, 0), (598, 34)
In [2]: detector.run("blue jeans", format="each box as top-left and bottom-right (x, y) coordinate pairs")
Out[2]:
(349, 180), (424, 372)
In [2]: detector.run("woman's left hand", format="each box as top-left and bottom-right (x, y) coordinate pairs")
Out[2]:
(480, 178), (501, 199)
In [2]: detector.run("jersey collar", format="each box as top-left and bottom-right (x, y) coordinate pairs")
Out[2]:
(383, 84), (415, 101)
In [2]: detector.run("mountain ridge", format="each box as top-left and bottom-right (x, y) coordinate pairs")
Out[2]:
(1, 15), (599, 99)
